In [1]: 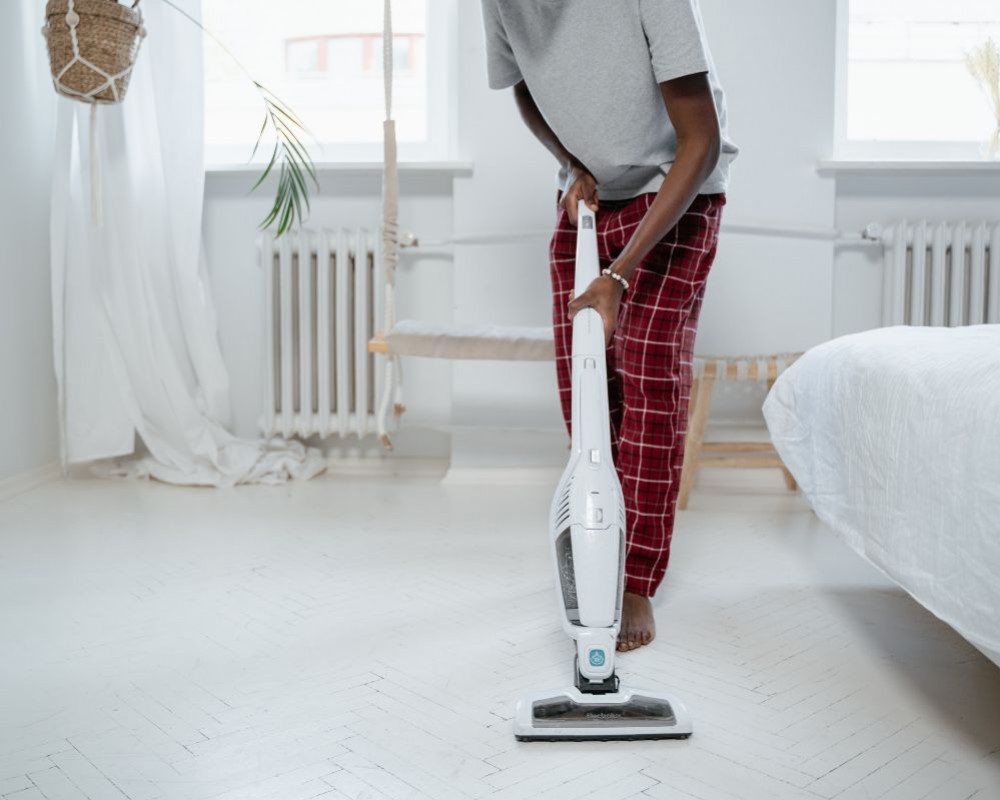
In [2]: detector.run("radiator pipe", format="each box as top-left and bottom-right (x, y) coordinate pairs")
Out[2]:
(401, 221), (885, 250)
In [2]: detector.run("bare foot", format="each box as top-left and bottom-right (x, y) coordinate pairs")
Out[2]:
(617, 592), (655, 652)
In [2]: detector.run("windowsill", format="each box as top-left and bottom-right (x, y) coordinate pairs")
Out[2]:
(205, 160), (475, 177)
(817, 159), (1000, 177)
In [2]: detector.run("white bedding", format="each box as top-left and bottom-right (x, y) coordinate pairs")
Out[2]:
(763, 325), (1000, 663)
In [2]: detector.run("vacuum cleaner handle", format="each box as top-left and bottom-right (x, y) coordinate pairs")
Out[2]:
(571, 201), (606, 364)
(569, 200), (616, 466)
(573, 201), (600, 297)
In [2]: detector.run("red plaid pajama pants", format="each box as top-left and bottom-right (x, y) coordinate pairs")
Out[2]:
(550, 192), (726, 598)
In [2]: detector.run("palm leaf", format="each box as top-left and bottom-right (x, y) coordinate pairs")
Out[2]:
(249, 114), (269, 162)
(251, 142), (280, 192)
(251, 99), (320, 235)
(158, 0), (319, 238)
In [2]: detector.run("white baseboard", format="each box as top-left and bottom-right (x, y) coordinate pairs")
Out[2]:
(0, 462), (62, 503)
(321, 455), (562, 486)
(324, 456), (449, 478)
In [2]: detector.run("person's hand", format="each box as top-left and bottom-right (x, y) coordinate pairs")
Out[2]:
(568, 271), (625, 346)
(561, 165), (598, 226)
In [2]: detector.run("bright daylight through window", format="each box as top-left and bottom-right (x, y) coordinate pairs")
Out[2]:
(844, 0), (1000, 153)
(203, 0), (430, 165)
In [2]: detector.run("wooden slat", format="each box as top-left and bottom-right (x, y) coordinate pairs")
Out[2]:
(678, 375), (715, 511)
(368, 332), (389, 355)
(679, 372), (799, 508)
(702, 442), (776, 453)
(698, 354), (802, 382)
(700, 456), (787, 469)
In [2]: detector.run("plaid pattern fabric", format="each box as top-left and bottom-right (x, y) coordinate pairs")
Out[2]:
(550, 192), (726, 598)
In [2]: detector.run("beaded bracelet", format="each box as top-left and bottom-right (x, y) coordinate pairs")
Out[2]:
(601, 268), (630, 293)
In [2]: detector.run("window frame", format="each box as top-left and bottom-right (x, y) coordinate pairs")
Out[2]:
(205, 0), (458, 167)
(833, 0), (988, 161)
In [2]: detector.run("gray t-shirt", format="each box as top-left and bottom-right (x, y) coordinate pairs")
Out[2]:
(481, 0), (738, 200)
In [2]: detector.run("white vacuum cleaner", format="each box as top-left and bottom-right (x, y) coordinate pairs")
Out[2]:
(514, 201), (693, 742)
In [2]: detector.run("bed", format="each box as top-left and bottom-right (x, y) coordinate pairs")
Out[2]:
(763, 325), (1000, 667)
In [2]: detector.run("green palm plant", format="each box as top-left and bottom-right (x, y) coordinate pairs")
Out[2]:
(160, 0), (319, 236)
(249, 84), (319, 236)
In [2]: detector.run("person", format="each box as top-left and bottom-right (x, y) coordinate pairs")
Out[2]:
(481, 0), (738, 651)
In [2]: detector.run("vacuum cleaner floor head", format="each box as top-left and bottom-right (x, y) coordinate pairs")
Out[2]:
(514, 687), (693, 742)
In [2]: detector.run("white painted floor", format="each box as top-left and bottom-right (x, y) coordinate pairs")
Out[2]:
(1, 469), (998, 800)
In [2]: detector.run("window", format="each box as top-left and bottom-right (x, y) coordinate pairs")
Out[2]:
(836, 0), (1000, 158)
(285, 39), (323, 77)
(284, 35), (420, 79)
(203, 0), (455, 166)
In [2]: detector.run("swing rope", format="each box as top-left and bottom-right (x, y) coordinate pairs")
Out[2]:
(376, 0), (404, 450)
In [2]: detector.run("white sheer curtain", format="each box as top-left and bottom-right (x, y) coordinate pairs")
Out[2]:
(49, 0), (325, 487)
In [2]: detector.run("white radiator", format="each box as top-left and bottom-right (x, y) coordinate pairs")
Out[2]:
(259, 228), (382, 439)
(882, 221), (1000, 327)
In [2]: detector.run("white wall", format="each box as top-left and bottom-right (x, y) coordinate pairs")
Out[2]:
(692, 0), (844, 424)
(0, 0), (58, 481)
(203, 1), (999, 467)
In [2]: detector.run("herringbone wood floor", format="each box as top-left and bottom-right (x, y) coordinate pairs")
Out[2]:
(0, 470), (998, 800)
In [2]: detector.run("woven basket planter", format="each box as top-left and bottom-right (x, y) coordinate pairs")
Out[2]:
(43, 0), (145, 104)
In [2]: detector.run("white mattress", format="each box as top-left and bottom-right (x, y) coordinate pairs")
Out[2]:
(763, 325), (1000, 663)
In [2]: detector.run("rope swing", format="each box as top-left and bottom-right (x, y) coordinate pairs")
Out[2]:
(376, 0), (405, 450)
(369, 1), (562, 449)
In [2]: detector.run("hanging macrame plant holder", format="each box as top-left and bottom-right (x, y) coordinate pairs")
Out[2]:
(42, 0), (147, 224)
